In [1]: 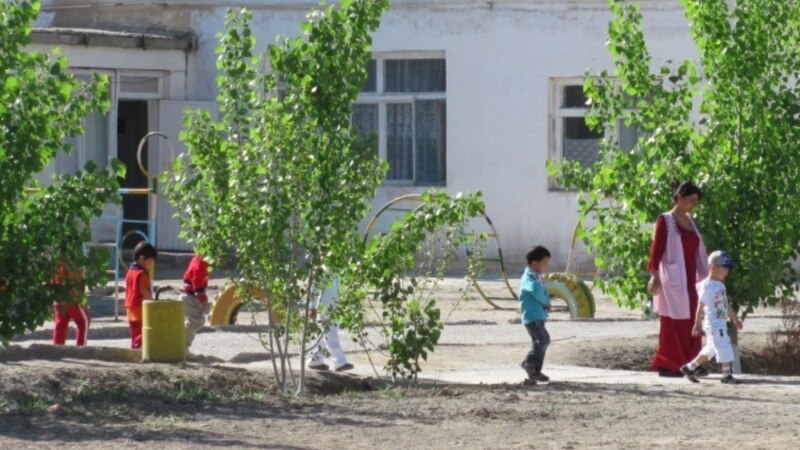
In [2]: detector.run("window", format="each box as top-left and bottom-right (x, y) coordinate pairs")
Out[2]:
(549, 79), (640, 189)
(119, 75), (160, 95)
(353, 56), (446, 185)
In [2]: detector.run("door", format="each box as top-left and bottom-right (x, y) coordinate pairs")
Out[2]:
(117, 100), (150, 248)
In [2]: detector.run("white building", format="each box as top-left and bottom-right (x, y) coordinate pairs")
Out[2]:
(33, 0), (699, 272)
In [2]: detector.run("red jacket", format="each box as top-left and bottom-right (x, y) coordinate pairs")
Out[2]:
(125, 263), (151, 308)
(181, 256), (209, 302)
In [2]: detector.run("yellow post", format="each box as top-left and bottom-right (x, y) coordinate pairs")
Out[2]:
(142, 300), (186, 362)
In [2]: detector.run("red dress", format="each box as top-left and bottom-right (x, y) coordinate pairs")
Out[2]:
(647, 215), (702, 373)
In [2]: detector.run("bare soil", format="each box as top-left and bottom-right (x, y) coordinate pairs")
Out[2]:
(2, 336), (800, 450)
(3, 277), (799, 449)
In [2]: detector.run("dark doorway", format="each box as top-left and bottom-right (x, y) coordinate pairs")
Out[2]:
(117, 100), (149, 248)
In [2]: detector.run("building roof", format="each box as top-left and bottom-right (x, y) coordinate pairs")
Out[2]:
(30, 27), (196, 51)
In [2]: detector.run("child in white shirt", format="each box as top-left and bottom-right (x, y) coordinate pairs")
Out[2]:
(681, 250), (743, 384)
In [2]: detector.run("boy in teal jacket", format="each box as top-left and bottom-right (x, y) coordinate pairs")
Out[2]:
(520, 246), (552, 384)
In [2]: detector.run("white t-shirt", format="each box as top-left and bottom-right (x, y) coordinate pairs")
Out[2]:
(697, 278), (729, 329)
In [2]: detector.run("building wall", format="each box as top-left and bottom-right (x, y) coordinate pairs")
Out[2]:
(38, 0), (700, 272)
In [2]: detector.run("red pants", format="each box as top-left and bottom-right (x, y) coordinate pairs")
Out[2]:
(52, 304), (90, 346)
(129, 321), (143, 349)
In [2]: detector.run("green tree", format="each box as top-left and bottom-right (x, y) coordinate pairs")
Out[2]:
(549, 0), (800, 317)
(166, 1), (486, 392)
(0, 0), (122, 343)
(336, 191), (487, 381)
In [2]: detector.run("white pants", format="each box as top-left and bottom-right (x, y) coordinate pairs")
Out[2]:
(308, 315), (349, 369)
(700, 325), (734, 363)
(181, 292), (207, 347)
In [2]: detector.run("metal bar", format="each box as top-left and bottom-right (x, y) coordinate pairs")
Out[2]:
(118, 188), (153, 195)
(363, 194), (424, 245)
(386, 207), (415, 212)
(113, 204), (122, 321)
(470, 277), (502, 310)
(26, 187), (152, 195)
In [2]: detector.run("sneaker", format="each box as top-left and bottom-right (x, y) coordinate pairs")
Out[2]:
(720, 374), (740, 384)
(520, 362), (537, 378)
(308, 363), (330, 371)
(534, 372), (550, 382)
(335, 363), (354, 372)
(680, 365), (700, 383)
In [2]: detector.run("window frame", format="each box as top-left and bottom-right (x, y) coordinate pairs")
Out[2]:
(548, 77), (641, 191)
(354, 52), (447, 186)
(115, 70), (164, 100)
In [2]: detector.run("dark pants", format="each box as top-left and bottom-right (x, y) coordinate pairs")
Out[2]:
(523, 320), (550, 373)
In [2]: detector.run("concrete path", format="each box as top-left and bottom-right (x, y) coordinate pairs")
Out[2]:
(413, 363), (800, 390)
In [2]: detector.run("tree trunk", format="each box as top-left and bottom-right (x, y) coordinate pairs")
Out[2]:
(728, 321), (742, 374)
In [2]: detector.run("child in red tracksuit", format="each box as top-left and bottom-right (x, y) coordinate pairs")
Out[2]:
(51, 260), (89, 346)
(180, 254), (210, 348)
(125, 242), (157, 349)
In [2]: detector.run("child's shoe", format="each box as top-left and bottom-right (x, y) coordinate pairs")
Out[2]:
(680, 365), (700, 383)
(520, 362), (536, 378)
(720, 374), (740, 384)
(694, 365), (709, 377)
(335, 363), (354, 372)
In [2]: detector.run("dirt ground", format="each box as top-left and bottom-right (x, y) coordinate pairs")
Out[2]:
(1, 359), (800, 450)
(2, 277), (800, 449)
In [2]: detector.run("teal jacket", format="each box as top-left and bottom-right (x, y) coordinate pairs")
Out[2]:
(519, 268), (550, 324)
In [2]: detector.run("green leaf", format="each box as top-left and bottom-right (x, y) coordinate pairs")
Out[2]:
(111, 158), (127, 178)
(5, 76), (19, 90)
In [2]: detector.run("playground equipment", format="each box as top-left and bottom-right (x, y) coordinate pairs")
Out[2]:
(542, 272), (596, 318)
(142, 286), (185, 363)
(208, 283), (286, 326)
(363, 194), (596, 319)
(363, 194), (518, 309)
(90, 131), (173, 319)
(208, 284), (255, 326)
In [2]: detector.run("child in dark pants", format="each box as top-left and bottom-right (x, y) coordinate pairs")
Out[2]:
(124, 242), (157, 349)
(519, 246), (552, 384)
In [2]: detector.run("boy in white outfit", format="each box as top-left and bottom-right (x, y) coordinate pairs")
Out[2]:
(307, 277), (354, 372)
(681, 250), (743, 384)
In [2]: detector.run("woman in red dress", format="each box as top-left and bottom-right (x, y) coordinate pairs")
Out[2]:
(647, 181), (709, 377)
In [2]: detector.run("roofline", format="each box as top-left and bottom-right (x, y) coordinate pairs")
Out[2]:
(30, 27), (197, 51)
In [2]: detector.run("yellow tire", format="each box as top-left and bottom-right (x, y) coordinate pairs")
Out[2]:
(543, 272), (595, 319)
(208, 284), (283, 326)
